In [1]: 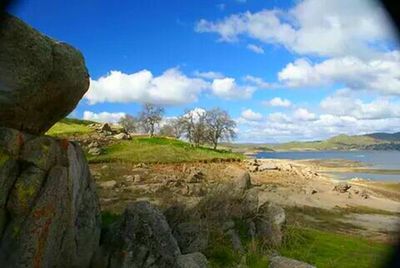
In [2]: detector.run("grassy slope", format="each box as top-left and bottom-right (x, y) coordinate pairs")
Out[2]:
(89, 136), (242, 163)
(46, 118), (94, 137)
(47, 118), (242, 163)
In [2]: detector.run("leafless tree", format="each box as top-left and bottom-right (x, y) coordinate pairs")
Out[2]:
(138, 103), (164, 137)
(118, 114), (137, 133)
(159, 118), (184, 138)
(180, 108), (207, 146)
(205, 108), (236, 149)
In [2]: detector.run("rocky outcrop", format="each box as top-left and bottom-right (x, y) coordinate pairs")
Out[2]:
(269, 256), (316, 268)
(0, 13), (89, 134)
(0, 127), (101, 268)
(92, 201), (182, 268)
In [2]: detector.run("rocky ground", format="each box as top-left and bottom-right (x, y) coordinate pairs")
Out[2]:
(92, 158), (400, 243)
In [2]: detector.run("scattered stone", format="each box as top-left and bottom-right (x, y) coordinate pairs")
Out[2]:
(134, 174), (142, 183)
(88, 141), (99, 148)
(113, 132), (130, 140)
(123, 175), (134, 182)
(176, 252), (209, 268)
(258, 162), (279, 172)
(333, 183), (352, 193)
(99, 180), (117, 189)
(99, 123), (112, 133)
(269, 256), (316, 268)
(187, 170), (205, 183)
(173, 222), (209, 254)
(0, 14), (90, 134)
(88, 147), (102, 156)
(360, 190), (369, 199)
(226, 229), (244, 253)
(222, 220), (235, 231)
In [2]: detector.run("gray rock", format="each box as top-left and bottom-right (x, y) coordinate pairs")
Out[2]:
(269, 256), (315, 268)
(0, 128), (101, 268)
(173, 222), (209, 254)
(88, 147), (102, 156)
(176, 252), (209, 268)
(0, 14), (89, 134)
(99, 123), (112, 133)
(113, 133), (130, 140)
(333, 183), (351, 193)
(99, 180), (117, 189)
(226, 229), (244, 253)
(93, 201), (181, 268)
(255, 202), (286, 247)
(258, 162), (278, 172)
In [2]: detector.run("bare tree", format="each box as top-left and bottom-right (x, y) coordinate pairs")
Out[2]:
(180, 108), (207, 147)
(118, 114), (137, 133)
(205, 108), (236, 149)
(138, 104), (164, 137)
(160, 118), (185, 138)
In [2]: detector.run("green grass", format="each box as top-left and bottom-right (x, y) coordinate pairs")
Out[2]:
(88, 136), (243, 164)
(46, 118), (94, 137)
(280, 227), (392, 268)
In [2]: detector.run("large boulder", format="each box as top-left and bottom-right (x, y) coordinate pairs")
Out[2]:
(0, 13), (89, 134)
(269, 256), (315, 268)
(92, 201), (182, 268)
(0, 127), (101, 268)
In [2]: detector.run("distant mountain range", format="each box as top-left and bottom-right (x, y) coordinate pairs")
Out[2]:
(270, 132), (400, 151)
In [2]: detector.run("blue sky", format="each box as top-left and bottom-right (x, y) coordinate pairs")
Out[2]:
(10, 0), (400, 142)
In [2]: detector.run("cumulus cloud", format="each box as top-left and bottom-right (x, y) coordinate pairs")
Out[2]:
(196, 0), (395, 58)
(266, 97), (292, 107)
(247, 44), (264, 54)
(211, 77), (255, 99)
(243, 75), (272, 89)
(85, 68), (208, 105)
(320, 90), (400, 120)
(241, 109), (263, 121)
(293, 108), (317, 121)
(278, 52), (400, 95)
(83, 111), (125, 123)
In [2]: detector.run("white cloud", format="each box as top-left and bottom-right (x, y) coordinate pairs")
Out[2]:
(320, 91), (400, 120)
(266, 97), (292, 107)
(85, 68), (208, 105)
(247, 44), (264, 54)
(193, 70), (225, 80)
(196, 0), (395, 58)
(278, 51), (400, 95)
(83, 111), (125, 123)
(236, 93), (400, 142)
(211, 77), (255, 99)
(241, 109), (263, 121)
(244, 75), (272, 89)
(293, 108), (317, 121)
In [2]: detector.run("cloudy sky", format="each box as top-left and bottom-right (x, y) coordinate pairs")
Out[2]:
(11, 0), (400, 142)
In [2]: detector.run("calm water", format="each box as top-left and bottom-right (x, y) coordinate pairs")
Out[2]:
(256, 150), (400, 182)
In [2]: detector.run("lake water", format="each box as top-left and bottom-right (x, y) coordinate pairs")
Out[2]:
(256, 150), (400, 182)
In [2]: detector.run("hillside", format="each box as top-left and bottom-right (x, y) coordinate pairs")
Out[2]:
(46, 118), (243, 163)
(270, 133), (400, 151)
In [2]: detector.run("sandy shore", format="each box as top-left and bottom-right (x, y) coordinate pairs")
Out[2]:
(245, 158), (400, 241)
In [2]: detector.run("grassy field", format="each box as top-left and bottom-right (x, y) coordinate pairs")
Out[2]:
(46, 118), (94, 137)
(46, 118), (243, 163)
(89, 136), (243, 163)
(279, 227), (391, 268)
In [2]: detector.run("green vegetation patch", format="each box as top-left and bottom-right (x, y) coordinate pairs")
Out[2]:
(88, 137), (243, 164)
(46, 118), (94, 137)
(280, 227), (392, 268)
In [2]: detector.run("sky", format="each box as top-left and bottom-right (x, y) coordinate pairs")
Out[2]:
(9, 0), (400, 143)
